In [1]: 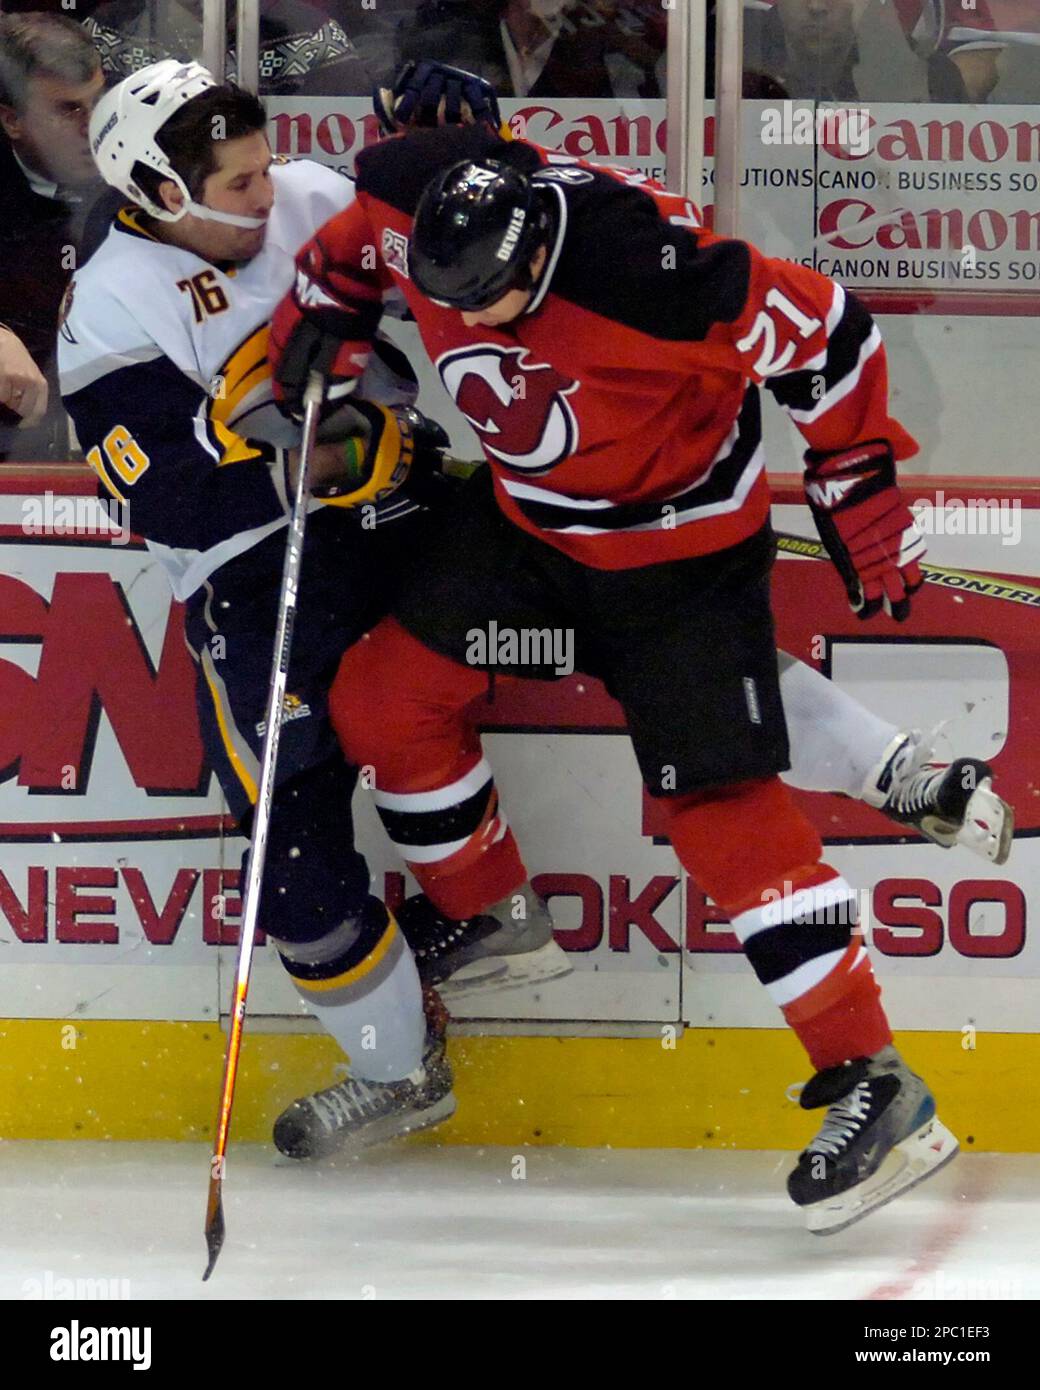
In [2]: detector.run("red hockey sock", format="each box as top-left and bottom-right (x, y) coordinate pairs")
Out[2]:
(655, 776), (892, 1073)
(331, 618), (528, 921)
(783, 946), (893, 1072)
(409, 828), (526, 920)
(659, 777), (824, 912)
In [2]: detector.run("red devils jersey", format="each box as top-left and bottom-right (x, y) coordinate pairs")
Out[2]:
(273, 125), (917, 570)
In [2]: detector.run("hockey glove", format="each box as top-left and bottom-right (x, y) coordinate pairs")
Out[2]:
(271, 228), (386, 419)
(804, 440), (926, 622)
(312, 402), (455, 513)
(269, 294), (367, 421)
(373, 60), (505, 137)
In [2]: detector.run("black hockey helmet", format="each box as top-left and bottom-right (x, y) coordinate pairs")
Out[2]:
(409, 158), (555, 310)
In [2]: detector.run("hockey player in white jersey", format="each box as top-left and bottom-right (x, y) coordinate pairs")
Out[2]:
(58, 60), (569, 1162)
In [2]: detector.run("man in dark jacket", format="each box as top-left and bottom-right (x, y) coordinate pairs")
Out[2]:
(393, 0), (665, 99)
(0, 12), (107, 461)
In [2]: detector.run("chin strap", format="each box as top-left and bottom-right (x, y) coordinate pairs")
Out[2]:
(182, 200), (268, 229)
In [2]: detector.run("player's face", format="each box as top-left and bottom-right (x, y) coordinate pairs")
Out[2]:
(777, 0), (862, 66)
(174, 131), (275, 264)
(0, 70), (104, 188)
(460, 284), (534, 329)
(459, 245), (549, 328)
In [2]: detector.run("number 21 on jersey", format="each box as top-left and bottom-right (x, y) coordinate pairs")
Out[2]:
(736, 290), (822, 378)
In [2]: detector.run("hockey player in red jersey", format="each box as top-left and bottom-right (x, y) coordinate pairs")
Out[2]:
(269, 123), (972, 1231)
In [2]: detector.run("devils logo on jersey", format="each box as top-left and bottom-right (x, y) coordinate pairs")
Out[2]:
(437, 345), (580, 474)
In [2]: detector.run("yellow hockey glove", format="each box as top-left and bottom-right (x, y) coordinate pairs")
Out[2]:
(311, 402), (416, 509)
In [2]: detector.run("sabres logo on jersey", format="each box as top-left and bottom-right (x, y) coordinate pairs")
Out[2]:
(256, 691), (313, 737)
(437, 344), (579, 474)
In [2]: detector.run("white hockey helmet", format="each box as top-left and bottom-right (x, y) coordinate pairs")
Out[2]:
(89, 59), (266, 228)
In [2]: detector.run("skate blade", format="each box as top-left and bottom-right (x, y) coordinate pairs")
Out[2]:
(804, 1116), (960, 1236)
(438, 939), (573, 1001)
(920, 780), (1014, 866)
(274, 1093), (457, 1165)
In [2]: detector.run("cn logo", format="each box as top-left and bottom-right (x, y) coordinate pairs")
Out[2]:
(437, 345), (579, 474)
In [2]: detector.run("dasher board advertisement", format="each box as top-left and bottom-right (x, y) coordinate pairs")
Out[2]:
(0, 478), (1035, 1030)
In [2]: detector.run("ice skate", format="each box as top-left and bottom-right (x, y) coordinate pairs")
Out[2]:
(861, 730), (1013, 865)
(787, 1044), (959, 1235)
(395, 881), (572, 1000)
(273, 989), (455, 1161)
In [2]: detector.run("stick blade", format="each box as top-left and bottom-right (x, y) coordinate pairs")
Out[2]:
(202, 1176), (226, 1282)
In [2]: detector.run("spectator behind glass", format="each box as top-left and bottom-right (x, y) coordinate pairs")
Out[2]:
(739, 0), (870, 101)
(83, 0), (372, 96)
(392, 0), (666, 99)
(893, 0), (1040, 102)
(749, 0), (1040, 104)
(0, 11), (108, 461)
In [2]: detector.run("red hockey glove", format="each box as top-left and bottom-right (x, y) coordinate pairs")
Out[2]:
(269, 291), (368, 421)
(804, 440), (926, 622)
(270, 226), (385, 419)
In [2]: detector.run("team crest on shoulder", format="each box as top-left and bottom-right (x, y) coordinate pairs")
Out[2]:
(381, 228), (409, 278)
(437, 345), (579, 474)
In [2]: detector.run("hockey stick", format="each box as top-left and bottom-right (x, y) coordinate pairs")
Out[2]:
(203, 370), (325, 1281)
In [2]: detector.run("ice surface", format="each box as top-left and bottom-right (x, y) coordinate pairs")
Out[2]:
(0, 1143), (1036, 1301)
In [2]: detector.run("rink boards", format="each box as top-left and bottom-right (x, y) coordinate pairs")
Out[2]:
(0, 475), (1037, 1147)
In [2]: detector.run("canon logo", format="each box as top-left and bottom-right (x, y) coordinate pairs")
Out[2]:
(269, 109), (382, 159)
(510, 104), (672, 160)
(265, 101), (685, 165)
(824, 114), (1040, 165)
(820, 198), (1040, 254)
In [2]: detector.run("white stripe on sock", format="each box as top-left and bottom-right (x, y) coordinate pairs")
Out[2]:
(372, 757), (494, 813)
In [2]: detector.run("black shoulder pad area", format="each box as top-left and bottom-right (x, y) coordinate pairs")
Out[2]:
(551, 173), (752, 342)
(355, 126), (520, 217)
